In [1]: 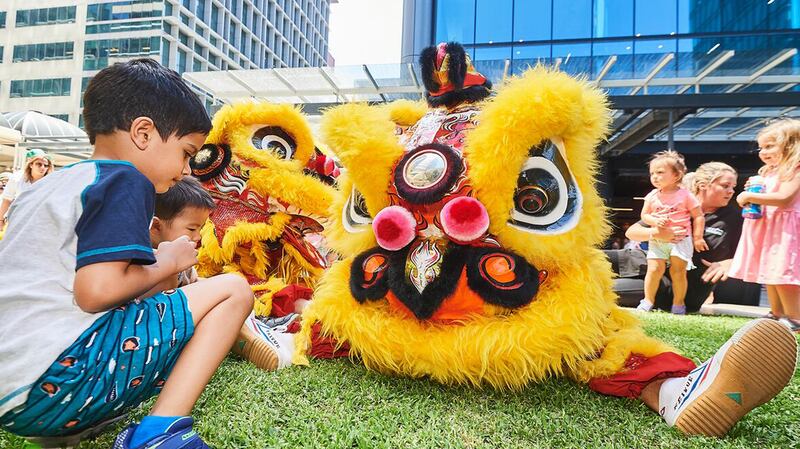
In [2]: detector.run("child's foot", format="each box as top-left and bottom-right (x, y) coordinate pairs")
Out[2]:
(764, 310), (781, 320)
(231, 313), (294, 371)
(114, 417), (209, 448)
(671, 305), (686, 315)
(636, 299), (654, 312)
(778, 317), (800, 333)
(658, 319), (797, 436)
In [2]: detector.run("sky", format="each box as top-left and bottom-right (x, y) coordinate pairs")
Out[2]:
(328, 0), (404, 66)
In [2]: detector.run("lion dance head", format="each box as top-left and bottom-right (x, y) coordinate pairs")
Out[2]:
(191, 103), (338, 307)
(296, 42), (640, 389)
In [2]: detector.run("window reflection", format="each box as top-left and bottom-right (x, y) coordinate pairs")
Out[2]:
(721, 0), (768, 32)
(435, 0), (475, 44)
(677, 37), (725, 77)
(593, 0), (633, 37)
(474, 46), (511, 83)
(678, 0), (721, 33)
(514, 0), (551, 42)
(512, 44), (551, 75)
(768, 34), (800, 75)
(635, 0), (677, 36)
(592, 41), (633, 79)
(552, 43), (591, 76)
(770, 0), (800, 29)
(634, 39), (676, 78)
(476, 0), (512, 43)
(553, 0), (591, 39)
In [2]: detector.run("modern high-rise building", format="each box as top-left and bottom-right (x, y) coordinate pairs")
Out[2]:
(0, 0), (332, 127)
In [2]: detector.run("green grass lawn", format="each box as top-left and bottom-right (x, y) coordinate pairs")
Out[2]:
(1, 313), (798, 449)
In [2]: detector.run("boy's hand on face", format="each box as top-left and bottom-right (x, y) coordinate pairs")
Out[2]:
(157, 235), (198, 274)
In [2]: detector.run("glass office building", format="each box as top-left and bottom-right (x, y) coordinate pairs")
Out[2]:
(0, 0), (332, 126)
(422, 0), (800, 90)
(401, 0), (800, 224)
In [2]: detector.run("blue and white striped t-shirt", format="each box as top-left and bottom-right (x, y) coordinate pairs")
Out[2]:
(0, 160), (156, 416)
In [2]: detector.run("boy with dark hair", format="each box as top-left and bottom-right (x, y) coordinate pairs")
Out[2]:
(0, 59), (253, 449)
(149, 176), (215, 291)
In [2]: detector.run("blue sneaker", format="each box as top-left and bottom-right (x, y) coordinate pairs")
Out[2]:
(113, 417), (210, 449)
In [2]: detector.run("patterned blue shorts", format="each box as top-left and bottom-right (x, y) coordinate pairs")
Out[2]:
(0, 289), (194, 437)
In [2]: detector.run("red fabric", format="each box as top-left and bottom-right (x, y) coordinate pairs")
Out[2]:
(285, 321), (349, 359)
(307, 322), (350, 359)
(588, 352), (697, 399)
(269, 284), (313, 317)
(269, 284), (348, 359)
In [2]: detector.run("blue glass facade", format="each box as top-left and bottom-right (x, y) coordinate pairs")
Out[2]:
(432, 0), (800, 86)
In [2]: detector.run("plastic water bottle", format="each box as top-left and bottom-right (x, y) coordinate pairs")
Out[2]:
(741, 175), (765, 219)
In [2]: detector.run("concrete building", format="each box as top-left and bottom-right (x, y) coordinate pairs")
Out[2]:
(0, 0), (332, 127)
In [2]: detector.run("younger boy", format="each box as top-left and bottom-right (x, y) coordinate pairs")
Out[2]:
(147, 176), (215, 294)
(0, 59), (253, 449)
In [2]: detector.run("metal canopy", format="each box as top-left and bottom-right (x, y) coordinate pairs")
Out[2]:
(0, 112), (92, 169)
(183, 48), (800, 153)
(0, 111), (91, 152)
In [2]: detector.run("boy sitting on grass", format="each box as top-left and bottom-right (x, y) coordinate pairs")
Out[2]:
(0, 58), (253, 449)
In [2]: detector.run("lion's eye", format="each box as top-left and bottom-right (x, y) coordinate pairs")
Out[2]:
(508, 139), (582, 234)
(251, 126), (295, 160)
(342, 186), (372, 233)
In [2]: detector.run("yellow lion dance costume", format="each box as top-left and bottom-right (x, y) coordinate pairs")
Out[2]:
(190, 102), (339, 369)
(190, 103), (337, 307)
(297, 42), (797, 437)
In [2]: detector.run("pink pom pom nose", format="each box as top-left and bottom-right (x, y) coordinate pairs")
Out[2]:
(440, 196), (489, 243)
(373, 206), (417, 251)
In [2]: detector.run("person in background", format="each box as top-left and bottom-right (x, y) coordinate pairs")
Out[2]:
(625, 162), (741, 313)
(729, 119), (800, 332)
(636, 150), (707, 315)
(0, 172), (11, 194)
(0, 149), (54, 227)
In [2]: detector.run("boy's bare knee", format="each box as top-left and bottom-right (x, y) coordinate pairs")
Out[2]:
(221, 274), (254, 310)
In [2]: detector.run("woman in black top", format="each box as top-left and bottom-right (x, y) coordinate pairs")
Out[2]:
(625, 162), (743, 312)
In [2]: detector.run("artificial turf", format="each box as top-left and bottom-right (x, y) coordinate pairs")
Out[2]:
(1, 313), (798, 449)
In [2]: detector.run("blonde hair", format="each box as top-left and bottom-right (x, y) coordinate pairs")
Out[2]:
(23, 156), (54, 182)
(687, 162), (737, 196)
(757, 118), (800, 181)
(650, 150), (687, 182)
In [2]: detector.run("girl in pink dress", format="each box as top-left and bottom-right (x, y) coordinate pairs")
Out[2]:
(729, 118), (800, 331)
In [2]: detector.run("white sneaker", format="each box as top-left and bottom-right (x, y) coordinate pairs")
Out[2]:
(658, 319), (797, 436)
(232, 313), (296, 371)
(636, 299), (654, 312)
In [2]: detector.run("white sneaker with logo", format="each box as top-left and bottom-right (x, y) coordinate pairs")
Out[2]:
(232, 312), (296, 371)
(658, 319), (797, 436)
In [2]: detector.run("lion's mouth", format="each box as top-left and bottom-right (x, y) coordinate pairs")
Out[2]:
(350, 241), (546, 322)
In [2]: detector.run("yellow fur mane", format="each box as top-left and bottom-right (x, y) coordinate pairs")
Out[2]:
(297, 68), (670, 388)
